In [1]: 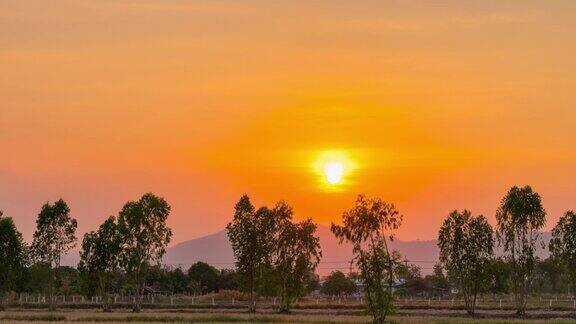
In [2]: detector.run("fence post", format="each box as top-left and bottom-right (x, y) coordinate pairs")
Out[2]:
(499, 299), (502, 308)
(212, 297), (215, 306)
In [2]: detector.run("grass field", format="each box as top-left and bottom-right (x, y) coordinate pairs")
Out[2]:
(2, 308), (576, 323)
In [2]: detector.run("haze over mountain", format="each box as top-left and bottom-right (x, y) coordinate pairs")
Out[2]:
(62, 226), (551, 275)
(164, 225), (551, 276)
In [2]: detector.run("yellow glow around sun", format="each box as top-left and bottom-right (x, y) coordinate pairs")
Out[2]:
(313, 150), (356, 190)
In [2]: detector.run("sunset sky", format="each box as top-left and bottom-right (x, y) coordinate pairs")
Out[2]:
(2, 0), (576, 245)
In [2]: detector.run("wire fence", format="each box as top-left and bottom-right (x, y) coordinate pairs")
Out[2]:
(9, 293), (576, 310)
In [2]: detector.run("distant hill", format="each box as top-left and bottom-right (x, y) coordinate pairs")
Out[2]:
(63, 226), (551, 275)
(164, 225), (442, 275)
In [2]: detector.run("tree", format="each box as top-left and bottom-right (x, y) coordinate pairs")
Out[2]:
(486, 257), (511, 295)
(218, 269), (239, 291)
(187, 262), (220, 294)
(549, 211), (576, 294)
(0, 211), (26, 310)
(331, 195), (403, 324)
(226, 195), (275, 312)
(78, 216), (121, 311)
(305, 271), (321, 294)
(496, 185), (546, 316)
(320, 271), (357, 296)
(424, 263), (450, 296)
(167, 268), (188, 294)
(396, 264), (427, 296)
(117, 193), (172, 312)
(30, 199), (77, 310)
(438, 210), (494, 315)
(271, 202), (321, 312)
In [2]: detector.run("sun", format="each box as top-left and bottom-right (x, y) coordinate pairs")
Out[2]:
(313, 150), (356, 189)
(324, 161), (344, 184)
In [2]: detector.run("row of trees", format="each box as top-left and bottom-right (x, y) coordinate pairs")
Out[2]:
(0, 193), (172, 312)
(437, 185), (576, 317)
(4, 185), (576, 323)
(226, 195), (321, 313)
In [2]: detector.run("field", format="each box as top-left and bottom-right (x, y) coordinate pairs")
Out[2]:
(3, 295), (576, 323)
(2, 308), (576, 323)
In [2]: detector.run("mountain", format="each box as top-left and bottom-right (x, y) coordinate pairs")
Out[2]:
(164, 225), (442, 275)
(63, 226), (552, 275)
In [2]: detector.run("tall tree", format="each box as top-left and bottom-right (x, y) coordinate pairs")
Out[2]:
(438, 210), (494, 315)
(78, 216), (121, 311)
(0, 211), (26, 310)
(271, 202), (321, 313)
(331, 195), (403, 324)
(117, 193), (172, 312)
(549, 211), (576, 294)
(226, 195), (275, 312)
(496, 185), (546, 316)
(30, 199), (77, 310)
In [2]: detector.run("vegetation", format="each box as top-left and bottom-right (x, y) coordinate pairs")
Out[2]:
(331, 195), (403, 324)
(78, 216), (121, 311)
(226, 195), (275, 312)
(227, 197), (321, 313)
(549, 211), (576, 293)
(271, 202), (321, 312)
(496, 186), (546, 316)
(438, 210), (494, 315)
(320, 271), (357, 296)
(6, 186), (576, 320)
(30, 199), (77, 310)
(0, 211), (26, 310)
(187, 262), (220, 294)
(117, 193), (173, 312)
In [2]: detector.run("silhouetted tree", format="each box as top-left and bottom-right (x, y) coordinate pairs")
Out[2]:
(30, 199), (77, 310)
(78, 216), (121, 311)
(226, 195), (275, 312)
(549, 211), (576, 294)
(438, 210), (494, 315)
(320, 271), (357, 296)
(396, 264), (427, 296)
(271, 202), (321, 312)
(496, 186), (545, 316)
(0, 211), (26, 310)
(117, 193), (172, 312)
(331, 195), (404, 324)
(187, 262), (220, 294)
(424, 264), (450, 296)
(486, 257), (511, 295)
(218, 269), (239, 291)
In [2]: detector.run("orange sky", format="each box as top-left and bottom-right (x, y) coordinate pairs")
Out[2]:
(2, 0), (576, 244)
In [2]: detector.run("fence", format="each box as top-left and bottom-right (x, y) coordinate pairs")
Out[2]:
(8, 293), (576, 310)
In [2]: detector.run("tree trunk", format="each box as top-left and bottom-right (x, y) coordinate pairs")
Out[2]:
(133, 280), (142, 313)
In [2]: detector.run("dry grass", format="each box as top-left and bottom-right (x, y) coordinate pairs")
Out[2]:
(2, 309), (576, 323)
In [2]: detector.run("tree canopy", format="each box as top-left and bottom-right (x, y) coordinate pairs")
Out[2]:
(0, 211), (26, 309)
(117, 193), (172, 312)
(438, 210), (494, 315)
(549, 211), (576, 293)
(496, 185), (546, 316)
(331, 195), (403, 324)
(320, 271), (357, 296)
